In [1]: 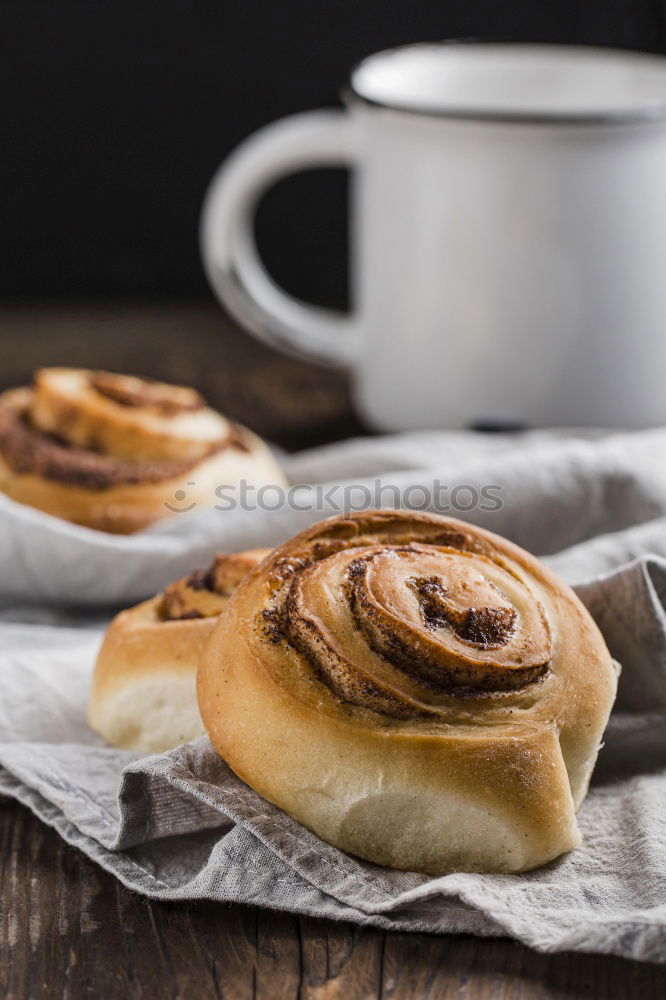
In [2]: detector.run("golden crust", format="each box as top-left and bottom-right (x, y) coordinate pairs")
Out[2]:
(32, 368), (230, 462)
(0, 375), (287, 534)
(89, 596), (214, 752)
(0, 441), (283, 534)
(89, 548), (271, 751)
(161, 549), (271, 619)
(198, 510), (618, 875)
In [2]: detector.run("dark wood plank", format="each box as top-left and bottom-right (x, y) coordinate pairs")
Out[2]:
(299, 919), (384, 998)
(1, 801), (665, 1000)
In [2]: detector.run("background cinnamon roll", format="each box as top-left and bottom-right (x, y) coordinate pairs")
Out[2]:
(198, 510), (618, 875)
(89, 548), (270, 752)
(0, 367), (286, 533)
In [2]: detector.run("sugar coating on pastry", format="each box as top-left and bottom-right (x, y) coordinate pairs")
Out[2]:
(0, 369), (287, 533)
(198, 510), (619, 876)
(88, 548), (270, 752)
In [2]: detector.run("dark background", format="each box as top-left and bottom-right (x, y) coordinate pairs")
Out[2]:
(2, 0), (666, 309)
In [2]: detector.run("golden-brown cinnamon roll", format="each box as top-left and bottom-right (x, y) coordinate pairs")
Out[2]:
(89, 548), (270, 752)
(0, 368), (286, 533)
(198, 511), (618, 875)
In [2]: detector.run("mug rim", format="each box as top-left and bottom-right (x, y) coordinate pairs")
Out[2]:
(346, 40), (666, 126)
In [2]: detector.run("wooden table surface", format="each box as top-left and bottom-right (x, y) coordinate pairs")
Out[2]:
(0, 303), (663, 999)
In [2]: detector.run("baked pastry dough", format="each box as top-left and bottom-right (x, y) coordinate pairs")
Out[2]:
(31, 368), (229, 462)
(0, 368), (286, 533)
(89, 548), (270, 752)
(198, 511), (618, 875)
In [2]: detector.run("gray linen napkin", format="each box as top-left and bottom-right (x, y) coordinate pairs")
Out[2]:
(0, 428), (665, 962)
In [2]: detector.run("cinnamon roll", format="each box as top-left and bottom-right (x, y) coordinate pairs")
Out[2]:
(198, 511), (618, 875)
(89, 548), (270, 752)
(0, 368), (286, 533)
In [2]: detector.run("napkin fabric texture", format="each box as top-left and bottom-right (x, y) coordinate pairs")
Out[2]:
(0, 428), (665, 963)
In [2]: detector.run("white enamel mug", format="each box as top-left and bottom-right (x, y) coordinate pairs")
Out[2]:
(201, 43), (666, 431)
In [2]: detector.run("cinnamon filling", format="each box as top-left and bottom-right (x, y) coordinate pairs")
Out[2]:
(409, 576), (517, 646)
(89, 372), (204, 416)
(160, 569), (227, 620)
(161, 549), (268, 620)
(257, 531), (553, 714)
(0, 394), (250, 489)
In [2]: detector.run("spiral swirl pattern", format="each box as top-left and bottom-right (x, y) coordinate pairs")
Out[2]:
(259, 515), (555, 717)
(0, 368), (286, 533)
(31, 367), (231, 462)
(198, 511), (617, 875)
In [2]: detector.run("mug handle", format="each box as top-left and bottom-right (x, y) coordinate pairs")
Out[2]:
(200, 111), (359, 367)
